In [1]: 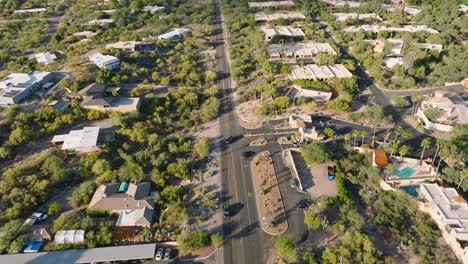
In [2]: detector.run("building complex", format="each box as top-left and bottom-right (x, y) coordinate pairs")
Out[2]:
(0, 71), (52, 106)
(289, 64), (352, 81)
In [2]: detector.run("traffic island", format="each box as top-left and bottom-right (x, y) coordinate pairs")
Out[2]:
(249, 137), (267, 146)
(251, 151), (288, 235)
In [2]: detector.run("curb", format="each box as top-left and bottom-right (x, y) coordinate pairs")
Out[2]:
(178, 246), (220, 262)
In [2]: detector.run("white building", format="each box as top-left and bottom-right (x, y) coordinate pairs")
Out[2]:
(157, 28), (192, 40)
(142, 6), (165, 13)
(34, 52), (57, 65)
(89, 53), (120, 70)
(415, 90), (467, 132)
(345, 25), (439, 34)
(0, 71), (52, 106)
(364, 39), (403, 55)
(332, 13), (382, 22)
(72, 31), (97, 38)
(268, 42), (336, 62)
(289, 115), (312, 129)
(255, 12), (305, 22)
(14, 8), (47, 13)
(105, 41), (154, 52)
(88, 19), (114, 25)
(420, 184), (468, 263)
(96, 9), (117, 14)
(51, 127), (100, 154)
(417, 43), (443, 52)
(320, 0), (361, 7)
(299, 127), (324, 141)
(380, 4), (421, 15)
(54, 230), (85, 245)
(248, 1), (295, 8)
(116, 208), (153, 228)
(383, 57), (403, 68)
(286, 86), (333, 102)
(261, 27), (305, 41)
(290, 64), (352, 81)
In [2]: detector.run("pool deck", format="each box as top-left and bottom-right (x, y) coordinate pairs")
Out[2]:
(385, 157), (436, 184)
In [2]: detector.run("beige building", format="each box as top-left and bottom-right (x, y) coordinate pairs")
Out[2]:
(289, 64), (352, 81)
(268, 42), (336, 63)
(79, 83), (140, 113)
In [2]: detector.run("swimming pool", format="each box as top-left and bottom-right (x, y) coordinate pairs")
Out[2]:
(57, 103), (67, 111)
(393, 167), (416, 178)
(400, 185), (419, 198)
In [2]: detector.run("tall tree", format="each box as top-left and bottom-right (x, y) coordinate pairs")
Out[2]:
(352, 130), (360, 146)
(420, 138), (432, 163)
(398, 145), (409, 161)
(361, 130), (368, 145)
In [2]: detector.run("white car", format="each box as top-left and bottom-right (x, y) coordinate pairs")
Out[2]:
(155, 248), (164, 260)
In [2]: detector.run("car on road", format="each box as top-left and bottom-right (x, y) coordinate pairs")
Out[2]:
(297, 200), (308, 210)
(223, 205), (230, 217)
(289, 179), (297, 188)
(225, 136), (234, 144)
(164, 248), (171, 260)
(243, 150), (255, 159)
(155, 248), (164, 260)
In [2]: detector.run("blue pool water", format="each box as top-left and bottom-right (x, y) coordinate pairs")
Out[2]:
(57, 103), (67, 111)
(400, 185), (419, 198)
(393, 167), (416, 178)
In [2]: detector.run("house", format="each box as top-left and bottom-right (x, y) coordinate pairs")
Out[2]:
(289, 64), (352, 81)
(72, 31), (97, 38)
(35, 52), (57, 65)
(415, 90), (467, 132)
(142, 5), (164, 13)
(320, 0), (361, 7)
(298, 127), (324, 141)
(380, 4), (421, 15)
(255, 12), (305, 22)
(383, 56), (403, 68)
(88, 182), (155, 228)
(345, 25), (438, 34)
(268, 42), (336, 62)
(157, 28), (192, 40)
(461, 5), (468, 14)
(286, 86), (333, 102)
(417, 43), (443, 52)
(332, 13), (382, 22)
(51, 127), (101, 154)
(79, 83), (140, 113)
(89, 53), (120, 70)
(419, 184), (468, 263)
(364, 39), (403, 55)
(96, 9), (117, 14)
(261, 27), (305, 41)
(248, 1), (295, 8)
(88, 19), (114, 25)
(105, 41), (155, 53)
(30, 228), (52, 241)
(14, 8), (47, 13)
(0, 71), (52, 106)
(289, 115), (312, 129)
(54, 230), (85, 245)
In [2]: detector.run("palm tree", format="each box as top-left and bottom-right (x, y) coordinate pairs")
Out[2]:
(344, 133), (351, 145)
(457, 169), (468, 190)
(383, 129), (392, 144)
(398, 145), (409, 162)
(435, 145), (449, 177)
(352, 130), (360, 146)
(371, 124), (379, 148)
(385, 164), (393, 181)
(401, 129), (412, 140)
(389, 141), (400, 159)
(420, 137), (432, 163)
(432, 138), (445, 166)
(393, 125), (404, 141)
(411, 93), (423, 115)
(361, 130), (368, 146)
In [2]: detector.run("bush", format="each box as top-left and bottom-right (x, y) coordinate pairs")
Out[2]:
(47, 202), (62, 216)
(301, 143), (330, 166)
(210, 232), (223, 247)
(274, 235), (297, 263)
(177, 230), (209, 252)
(304, 211), (321, 230)
(69, 182), (97, 208)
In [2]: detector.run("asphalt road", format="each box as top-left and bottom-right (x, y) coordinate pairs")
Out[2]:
(212, 1), (271, 263)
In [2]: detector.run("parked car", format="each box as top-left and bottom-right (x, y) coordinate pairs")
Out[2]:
(225, 136), (233, 144)
(223, 205), (230, 217)
(327, 165), (335, 181)
(31, 212), (47, 221)
(155, 248), (164, 260)
(164, 248), (171, 260)
(243, 150), (255, 159)
(289, 179), (297, 188)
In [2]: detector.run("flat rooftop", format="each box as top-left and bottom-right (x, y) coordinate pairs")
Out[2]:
(268, 42), (337, 57)
(255, 12), (305, 21)
(248, 1), (295, 8)
(332, 13), (382, 21)
(261, 27), (305, 39)
(290, 64), (352, 80)
(0, 243), (157, 264)
(52, 127), (100, 151)
(345, 25), (439, 34)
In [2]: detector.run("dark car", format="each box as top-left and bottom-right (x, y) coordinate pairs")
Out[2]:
(243, 150), (255, 159)
(225, 136), (234, 144)
(223, 205), (230, 217)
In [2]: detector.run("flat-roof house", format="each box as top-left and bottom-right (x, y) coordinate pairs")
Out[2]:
(105, 41), (155, 53)
(89, 53), (120, 70)
(88, 182), (155, 228)
(79, 83), (140, 113)
(289, 64), (352, 81)
(14, 8), (47, 13)
(268, 42), (336, 63)
(289, 115), (312, 129)
(332, 13), (382, 22)
(383, 56), (403, 68)
(248, 1), (295, 8)
(364, 39), (403, 55)
(88, 19), (114, 25)
(381, 4), (421, 15)
(299, 127), (324, 141)
(54, 230), (85, 245)
(321, 0), (361, 7)
(35, 52), (57, 65)
(417, 43), (443, 52)
(0, 71), (52, 106)
(157, 28), (192, 40)
(286, 86), (333, 102)
(72, 31), (97, 38)
(142, 5), (165, 13)
(261, 27), (305, 41)
(51, 127), (101, 154)
(420, 184), (468, 263)
(415, 90), (467, 132)
(345, 25), (438, 34)
(255, 12), (305, 22)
